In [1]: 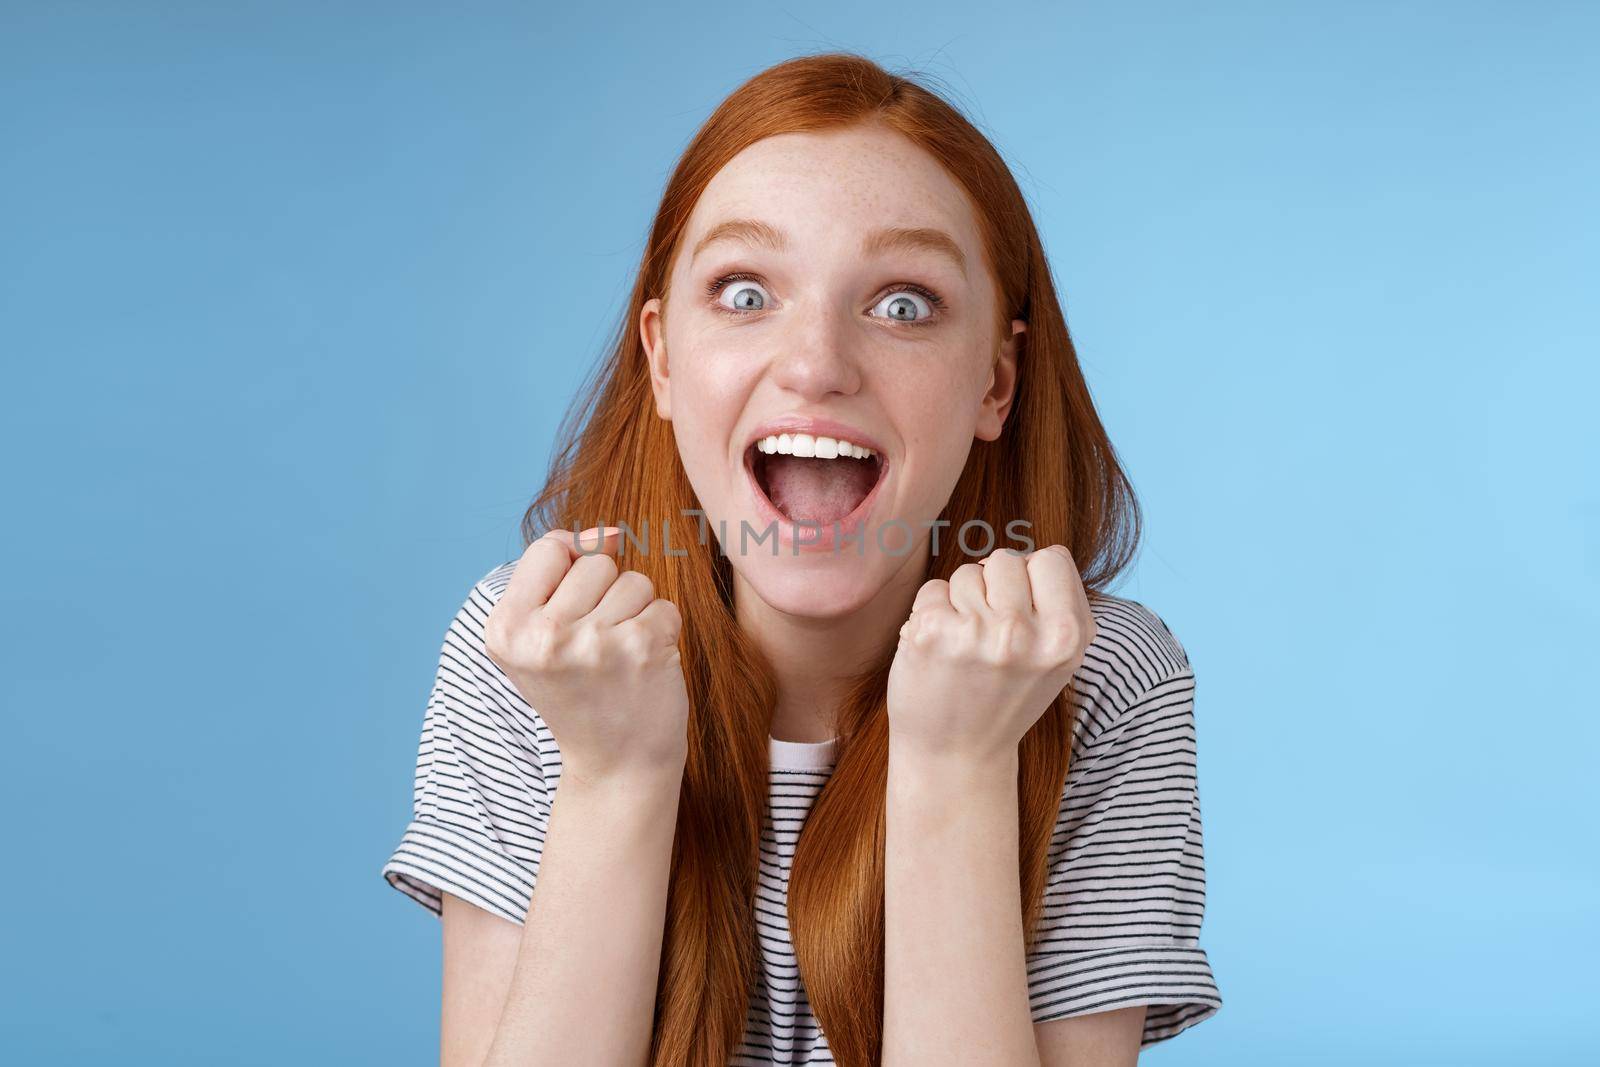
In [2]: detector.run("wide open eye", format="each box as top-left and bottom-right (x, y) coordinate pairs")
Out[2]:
(869, 285), (941, 324)
(707, 273), (770, 313)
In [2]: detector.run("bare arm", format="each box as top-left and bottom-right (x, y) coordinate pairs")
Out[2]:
(1033, 1008), (1145, 1067)
(442, 763), (683, 1067)
(882, 746), (1144, 1067)
(882, 549), (1155, 1064)
(437, 526), (688, 1066)
(882, 746), (1041, 1066)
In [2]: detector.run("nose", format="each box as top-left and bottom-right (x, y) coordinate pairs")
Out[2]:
(766, 301), (863, 401)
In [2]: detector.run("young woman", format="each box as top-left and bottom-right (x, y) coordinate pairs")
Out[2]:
(383, 52), (1222, 1067)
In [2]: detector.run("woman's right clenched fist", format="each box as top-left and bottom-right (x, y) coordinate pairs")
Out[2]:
(483, 526), (689, 784)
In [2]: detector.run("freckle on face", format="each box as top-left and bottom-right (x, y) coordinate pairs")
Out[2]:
(655, 126), (1003, 614)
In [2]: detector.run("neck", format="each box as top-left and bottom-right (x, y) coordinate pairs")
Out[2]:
(731, 547), (927, 743)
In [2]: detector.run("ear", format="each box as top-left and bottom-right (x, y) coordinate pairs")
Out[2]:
(974, 318), (1026, 442)
(640, 296), (671, 420)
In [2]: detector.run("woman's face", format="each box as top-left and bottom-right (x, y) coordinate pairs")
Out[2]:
(640, 123), (1024, 622)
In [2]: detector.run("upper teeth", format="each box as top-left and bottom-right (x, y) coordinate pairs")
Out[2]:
(755, 433), (877, 461)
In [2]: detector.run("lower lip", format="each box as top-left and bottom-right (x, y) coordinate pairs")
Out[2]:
(742, 448), (890, 554)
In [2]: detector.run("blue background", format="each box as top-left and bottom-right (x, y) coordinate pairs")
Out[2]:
(3, 2), (1595, 1063)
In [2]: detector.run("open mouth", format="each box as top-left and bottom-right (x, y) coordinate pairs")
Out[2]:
(744, 437), (888, 528)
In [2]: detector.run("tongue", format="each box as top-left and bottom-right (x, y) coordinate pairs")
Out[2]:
(763, 454), (878, 524)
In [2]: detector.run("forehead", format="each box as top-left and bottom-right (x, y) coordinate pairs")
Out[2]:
(680, 125), (984, 268)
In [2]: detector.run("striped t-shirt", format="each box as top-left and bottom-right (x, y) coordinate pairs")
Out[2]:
(382, 559), (1223, 1061)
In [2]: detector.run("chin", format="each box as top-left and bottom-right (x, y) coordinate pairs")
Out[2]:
(730, 552), (886, 621)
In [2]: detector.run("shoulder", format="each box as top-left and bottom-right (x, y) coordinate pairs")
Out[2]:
(435, 557), (559, 765)
(476, 557), (523, 601)
(1070, 593), (1194, 748)
(442, 558), (524, 641)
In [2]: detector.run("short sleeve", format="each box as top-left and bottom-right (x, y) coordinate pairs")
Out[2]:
(1026, 662), (1223, 1046)
(381, 567), (555, 926)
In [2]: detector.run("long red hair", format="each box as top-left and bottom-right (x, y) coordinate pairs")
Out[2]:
(519, 51), (1142, 1067)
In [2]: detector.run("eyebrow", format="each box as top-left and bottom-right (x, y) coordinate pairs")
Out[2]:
(689, 217), (968, 279)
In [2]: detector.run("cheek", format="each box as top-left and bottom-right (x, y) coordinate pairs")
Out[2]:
(663, 344), (755, 464)
(670, 322), (744, 388)
(889, 368), (982, 446)
(884, 374), (988, 499)
(674, 359), (747, 433)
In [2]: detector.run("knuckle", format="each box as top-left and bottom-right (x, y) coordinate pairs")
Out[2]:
(520, 613), (566, 667)
(1038, 617), (1082, 662)
(943, 612), (981, 655)
(566, 626), (603, 669)
(620, 568), (656, 599)
(482, 613), (507, 657)
(525, 536), (569, 565)
(574, 551), (618, 581)
(987, 609), (1032, 661)
(615, 624), (657, 665)
(902, 609), (944, 651)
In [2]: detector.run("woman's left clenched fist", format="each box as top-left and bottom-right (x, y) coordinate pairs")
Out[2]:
(886, 545), (1098, 767)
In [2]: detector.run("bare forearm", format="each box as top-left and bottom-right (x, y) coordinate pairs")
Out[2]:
(883, 746), (1042, 1067)
(484, 764), (682, 1067)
